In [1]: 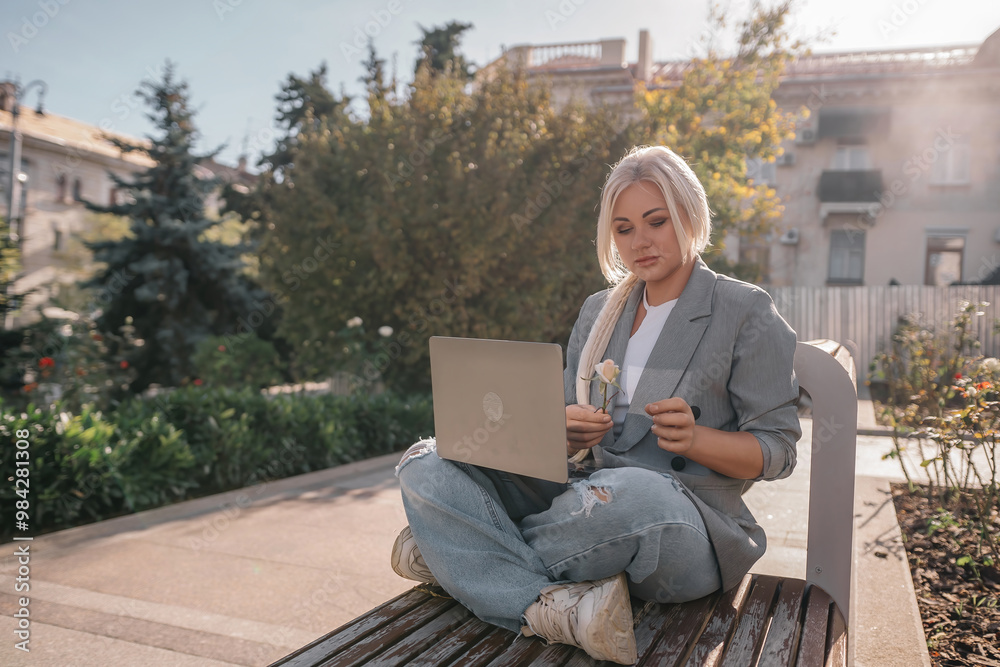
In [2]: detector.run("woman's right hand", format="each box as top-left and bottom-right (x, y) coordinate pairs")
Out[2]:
(566, 404), (613, 456)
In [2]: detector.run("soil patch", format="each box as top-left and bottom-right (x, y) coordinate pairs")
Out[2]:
(891, 483), (1000, 666)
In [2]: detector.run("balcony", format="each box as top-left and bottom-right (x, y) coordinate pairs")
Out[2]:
(818, 170), (884, 203)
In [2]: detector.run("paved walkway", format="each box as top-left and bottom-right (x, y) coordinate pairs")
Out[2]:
(0, 402), (933, 666)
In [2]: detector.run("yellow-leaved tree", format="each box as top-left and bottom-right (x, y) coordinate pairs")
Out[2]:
(635, 0), (815, 281)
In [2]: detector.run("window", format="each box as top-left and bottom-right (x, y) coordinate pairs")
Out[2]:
(925, 236), (964, 285)
(52, 222), (64, 251)
(832, 145), (869, 171)
(73, 178), (82, 201)
(929, 138), (970, 185)
(828, 229), (865, 283)
(56, 174), (67, 203)
(109, 187), (119, 206)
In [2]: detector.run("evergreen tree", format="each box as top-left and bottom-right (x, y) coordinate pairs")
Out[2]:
(267, 62), (349, 175)
(80, 61), (279, 393)
(414, 21), (475, 78)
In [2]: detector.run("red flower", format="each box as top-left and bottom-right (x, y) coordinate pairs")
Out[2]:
(120, 360), (129, 369)
(217, 345), (226, 352)
(76, 367), (85, 376)
(193, 378), (203, 386)
(39, 357), (55, 368)
(92, 333), (103, 341)
(955, 372), (962, 379)
(23, 382), (37, 393)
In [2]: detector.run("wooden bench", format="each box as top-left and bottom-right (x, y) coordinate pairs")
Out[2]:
(269, 340), (858, 666)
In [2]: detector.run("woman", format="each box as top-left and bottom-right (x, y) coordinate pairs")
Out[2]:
(393, 145), (801, 664)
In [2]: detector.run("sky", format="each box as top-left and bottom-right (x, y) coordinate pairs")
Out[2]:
(3, 0), (1000, 168)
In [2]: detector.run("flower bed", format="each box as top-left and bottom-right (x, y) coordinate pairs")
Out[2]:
(870, 300), (1000, 664)
(892, 485), (1000, 665)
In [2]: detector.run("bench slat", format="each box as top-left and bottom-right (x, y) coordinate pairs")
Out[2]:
(406, 615), (499, 666)
(316, 595), (455, 667)
(824, 603), (848, 667)
(685, 574), (754, 667)
(757, 578), (807, 666)
(363, 603), (471, 666)
(442, 625), (522, 666)
(796, 586), (833, 667)
(482, 634), (548, 666)
(718, 575), (781, 666)
(268, 589), (428, 667)
(642, 594), (717, 666)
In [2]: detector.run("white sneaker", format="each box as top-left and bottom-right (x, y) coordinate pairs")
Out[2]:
(521, 572), (637, 664)
(390, 525), (438, 585)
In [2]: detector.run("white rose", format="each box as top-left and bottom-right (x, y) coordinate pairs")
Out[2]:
(594, 359), (620, 385)
(347, 316), (363, 328)
(982, 357), (1000, 375)
(378, 325), (393, 337)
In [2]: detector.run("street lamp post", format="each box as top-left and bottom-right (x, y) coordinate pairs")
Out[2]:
(6, 79), (47, 241)
(3, 78), (47, 329)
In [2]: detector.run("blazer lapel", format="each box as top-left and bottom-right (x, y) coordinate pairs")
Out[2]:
(605, 258), (717, 453)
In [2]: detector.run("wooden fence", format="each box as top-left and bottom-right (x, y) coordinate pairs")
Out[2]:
(764, 285), (1000, 397)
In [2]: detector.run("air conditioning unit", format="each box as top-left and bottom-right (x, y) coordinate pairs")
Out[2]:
(776, 153), (795, 166)
(795, 128), (817, 145)
(779, 228), (800, 245)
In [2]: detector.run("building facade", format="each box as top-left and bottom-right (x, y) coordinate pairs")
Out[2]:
(484, 28), (1000, 287)
(0, 81), (252, 327)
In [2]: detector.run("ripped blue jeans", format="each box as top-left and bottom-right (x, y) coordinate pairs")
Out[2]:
(395, 438), (722, 633)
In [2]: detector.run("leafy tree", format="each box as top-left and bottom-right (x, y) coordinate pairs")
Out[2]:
(80, 60), (280, 393)
(240, 39), (630, 392)
(0, 215), (22, 329)
(634, 0), (810, 281)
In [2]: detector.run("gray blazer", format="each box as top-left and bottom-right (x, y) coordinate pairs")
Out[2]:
(563, 257), (801, 592)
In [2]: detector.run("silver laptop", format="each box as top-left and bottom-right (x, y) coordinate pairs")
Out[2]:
(429, 336), (570, 483)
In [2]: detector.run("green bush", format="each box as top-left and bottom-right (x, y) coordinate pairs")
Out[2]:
(0, 387), (433, 542)
(191, 334), (285, 389)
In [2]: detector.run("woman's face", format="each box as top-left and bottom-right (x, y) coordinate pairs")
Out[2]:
(610, 180), (695, 301)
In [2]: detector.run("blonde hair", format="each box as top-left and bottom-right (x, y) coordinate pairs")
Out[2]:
(575, 145), (712, 407)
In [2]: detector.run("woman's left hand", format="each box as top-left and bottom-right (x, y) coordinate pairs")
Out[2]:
(645, 398), (698, 454)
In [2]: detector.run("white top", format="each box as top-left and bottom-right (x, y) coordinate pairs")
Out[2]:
(611, 286), (678, 435)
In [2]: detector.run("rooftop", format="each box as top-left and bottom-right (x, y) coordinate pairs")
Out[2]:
(0, 107), (155, 168)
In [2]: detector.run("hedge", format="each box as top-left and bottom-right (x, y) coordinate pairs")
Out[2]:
(0, 387), (433, 542)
